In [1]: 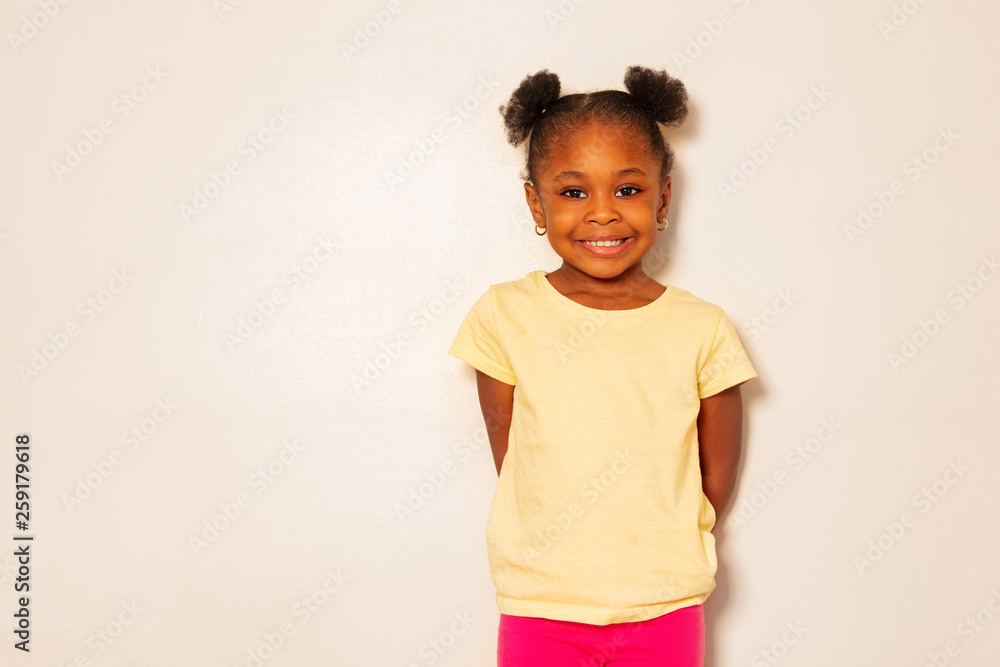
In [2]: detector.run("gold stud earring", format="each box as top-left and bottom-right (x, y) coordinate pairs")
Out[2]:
(535, 224), (546, 236)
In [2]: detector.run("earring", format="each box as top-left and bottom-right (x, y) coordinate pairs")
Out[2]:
(657, 218), (668, 231)
(535, 224), (546, 236)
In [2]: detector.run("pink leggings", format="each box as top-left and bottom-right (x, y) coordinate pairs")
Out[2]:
(498, 604), (704, 666)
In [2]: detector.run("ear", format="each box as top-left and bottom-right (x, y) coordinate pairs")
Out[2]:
(524, 182), (546, 229)
(656, 176), (672, 222)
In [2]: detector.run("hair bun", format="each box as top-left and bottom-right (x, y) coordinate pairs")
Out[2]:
(499, 70), (561, 147)
(623, 65), (688, 127)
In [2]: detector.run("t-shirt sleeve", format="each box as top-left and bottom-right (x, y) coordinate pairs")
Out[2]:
(697, 308), (757, 399)
(448, 288), (517, 386)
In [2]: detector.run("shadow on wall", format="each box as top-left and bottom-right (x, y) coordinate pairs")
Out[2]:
(704, 375), (771, 667)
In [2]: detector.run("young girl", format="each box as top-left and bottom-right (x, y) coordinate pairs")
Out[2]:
(448, 65), (757, 667)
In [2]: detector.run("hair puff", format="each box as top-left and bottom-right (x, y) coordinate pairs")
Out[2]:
(499, 70), (561, 148)
(622, 65), (688, 127)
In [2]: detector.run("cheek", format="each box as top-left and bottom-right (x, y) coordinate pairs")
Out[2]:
(547, 203), (580, 223)
(624, 199), (659, 220)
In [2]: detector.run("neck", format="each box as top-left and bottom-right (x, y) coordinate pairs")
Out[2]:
(552, 261), (656, 298)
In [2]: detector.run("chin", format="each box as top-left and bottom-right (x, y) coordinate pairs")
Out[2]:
(578, 263), (630, 280)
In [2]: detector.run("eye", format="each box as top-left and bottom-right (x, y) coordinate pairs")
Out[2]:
(561, 188), (586, 198)
(617, 186), (641, 197)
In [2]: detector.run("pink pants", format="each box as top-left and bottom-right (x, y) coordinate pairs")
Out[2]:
(498, 604), (704, 666)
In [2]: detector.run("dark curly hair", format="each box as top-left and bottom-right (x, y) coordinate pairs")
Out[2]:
(499, 65), (688, 185)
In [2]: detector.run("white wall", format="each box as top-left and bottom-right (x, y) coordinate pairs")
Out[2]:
(3, 1), (998, 665)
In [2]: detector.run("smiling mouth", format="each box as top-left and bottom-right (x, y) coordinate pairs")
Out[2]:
(581, 238), (628, 247)
(576, 236), (636, 256)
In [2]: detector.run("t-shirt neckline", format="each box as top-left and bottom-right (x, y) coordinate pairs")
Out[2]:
(532, 269), (675, 318)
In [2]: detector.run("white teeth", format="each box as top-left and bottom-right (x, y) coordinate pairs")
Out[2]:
(583, 238), (626, 247)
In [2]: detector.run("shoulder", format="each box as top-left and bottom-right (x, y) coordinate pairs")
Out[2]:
(460, 271), (544, 326)
(664, 285), (748, 346)
(667, 285), (727, 321)
(488, 270), (546, 308)
(491, 270), (541, 295)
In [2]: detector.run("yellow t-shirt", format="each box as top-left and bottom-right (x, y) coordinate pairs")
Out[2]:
(448, 269), (757, 625)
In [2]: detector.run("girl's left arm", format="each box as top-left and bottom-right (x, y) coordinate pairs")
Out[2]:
(697, 384), (744, 519)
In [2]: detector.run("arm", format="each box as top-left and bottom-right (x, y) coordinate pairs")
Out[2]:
(475, 370), (514, 475)
(697, 384), (744, 518)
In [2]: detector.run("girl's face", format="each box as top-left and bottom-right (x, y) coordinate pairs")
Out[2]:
(524, 120), (671, 285)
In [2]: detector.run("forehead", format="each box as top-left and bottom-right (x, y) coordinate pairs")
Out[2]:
(541, 120), (656, 175)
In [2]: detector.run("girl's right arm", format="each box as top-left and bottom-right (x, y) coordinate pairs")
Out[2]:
(475, 370), (514, 475)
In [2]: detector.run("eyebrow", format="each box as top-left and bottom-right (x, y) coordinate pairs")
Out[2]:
(553, 167), (648, 181)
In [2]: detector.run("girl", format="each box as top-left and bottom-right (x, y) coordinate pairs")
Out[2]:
(448, 65), (757, 667)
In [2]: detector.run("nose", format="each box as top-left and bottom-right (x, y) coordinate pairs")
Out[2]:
(587, 190), (620, 224)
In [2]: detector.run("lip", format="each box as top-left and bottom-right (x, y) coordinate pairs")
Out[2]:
(575, 236), (636, 257)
